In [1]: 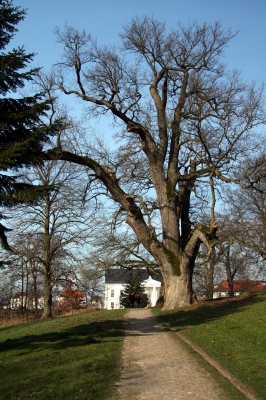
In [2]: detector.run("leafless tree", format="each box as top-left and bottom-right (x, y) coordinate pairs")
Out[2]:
(224, 153), (266, 262)
(193, 207), (263, 298)
(6, 155), (98, 318)
(46, 18), (264, 309)
(193, 246), (221, 299)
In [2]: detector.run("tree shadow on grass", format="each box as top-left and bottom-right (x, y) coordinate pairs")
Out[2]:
(0, 317), (126, 355)
(1, 292), (266, 354)
(154, 291), (266, 330)
(0, 314), (128, 400)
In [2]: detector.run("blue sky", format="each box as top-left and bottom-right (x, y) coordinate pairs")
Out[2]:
(11, 0), (266, 86)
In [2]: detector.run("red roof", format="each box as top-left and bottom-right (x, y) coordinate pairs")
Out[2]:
(215, 280), (266, 293)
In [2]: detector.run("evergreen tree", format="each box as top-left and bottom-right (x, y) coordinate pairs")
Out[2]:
(0, 0), (58, 249)
(120, 271), (149, 308)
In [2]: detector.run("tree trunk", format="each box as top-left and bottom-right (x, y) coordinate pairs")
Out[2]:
(33, 272), (39, 316)
(25, 272), (29, 322)
(161, 225), (215, 309)
(225, 246), (234, 297)
(21, 259), (24, 318)
(41, 263), (52, 319)
(163, 274), (195, 309)
(227, 280), (234, 297)
(42, 295), (53, 318)
(41, 195), (53, 319)
(206, 251), (215, 300)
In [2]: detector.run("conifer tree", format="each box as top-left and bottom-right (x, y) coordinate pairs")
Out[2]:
(120, 271), (149, 308)
(0, 0), (57, 249)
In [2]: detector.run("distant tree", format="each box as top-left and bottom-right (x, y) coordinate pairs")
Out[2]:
(219, 243), (252, 297)
(6, 158), (95, 319)
(58, 284), (86, 314)
(75, 261), (105, 304)
(120, 271), (149, 308)
(193, 208), (258, 299)
(0, 0), (58, 250)
(224, 154), (266, 263)
(85, 216), (159, 275)
(193, 248), (218, 299)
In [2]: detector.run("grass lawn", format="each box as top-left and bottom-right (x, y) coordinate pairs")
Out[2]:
(153, 291), (266, 400)
(0, 309), (126, 400)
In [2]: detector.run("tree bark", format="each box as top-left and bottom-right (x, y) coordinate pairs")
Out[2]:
(41, 195), (53, 319)
(226, 246), (234, 297)
(42, 273), (52, 319)
(206, 250), (216, 300)
(150, 225), (215, 309)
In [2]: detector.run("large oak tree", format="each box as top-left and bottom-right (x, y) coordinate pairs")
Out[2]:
(49, 18), (265, 309)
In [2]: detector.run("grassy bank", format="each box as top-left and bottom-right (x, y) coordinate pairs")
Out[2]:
(153, 291), (266, 400)
(2, 295), (266, 400)
(0, 309), (126, 400)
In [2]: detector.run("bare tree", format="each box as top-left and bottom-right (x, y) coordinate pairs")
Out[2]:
(75, 261), (104, 304)
(224, 154), (266, 263)
(86, 208), (159, 271)
(193, 247), (220, 299)
(47, 18), (264, 309)
(193, 208), (261, 299)
(7, 157), (97, 318)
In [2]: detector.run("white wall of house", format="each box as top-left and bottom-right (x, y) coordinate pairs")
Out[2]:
(104, 275), (161, 309)
(10, 294), (44, 309)
(213, 291), (242, 299)
(104, 283), (124, 309)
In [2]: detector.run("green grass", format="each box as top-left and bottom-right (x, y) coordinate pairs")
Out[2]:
(153, 291), (266, 400)
(0, 309), (126, 400)
(2, 294), (266, 400)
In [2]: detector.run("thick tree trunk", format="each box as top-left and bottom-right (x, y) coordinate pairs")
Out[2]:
(161, 225), (216, 309)
(42, 279), (52, 319)
(163, 273), (196, 309)
(227, 279), (234, 297)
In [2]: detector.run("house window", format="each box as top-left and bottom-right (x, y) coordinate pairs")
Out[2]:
(111, 302), (114, 309)
(111, 289), (114, 297)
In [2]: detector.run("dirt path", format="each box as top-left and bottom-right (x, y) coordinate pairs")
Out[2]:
(111, 308), (242, 400)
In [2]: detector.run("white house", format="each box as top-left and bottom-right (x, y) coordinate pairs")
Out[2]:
(104, 269), (162, 309)
(10, 292), (44, 309)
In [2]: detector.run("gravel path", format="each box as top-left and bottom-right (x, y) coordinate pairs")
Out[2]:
(111, 308), (234, 400)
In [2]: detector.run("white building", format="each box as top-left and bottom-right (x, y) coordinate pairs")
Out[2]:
(10, 292), (44, 309)
(104, 269), (162, 309)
